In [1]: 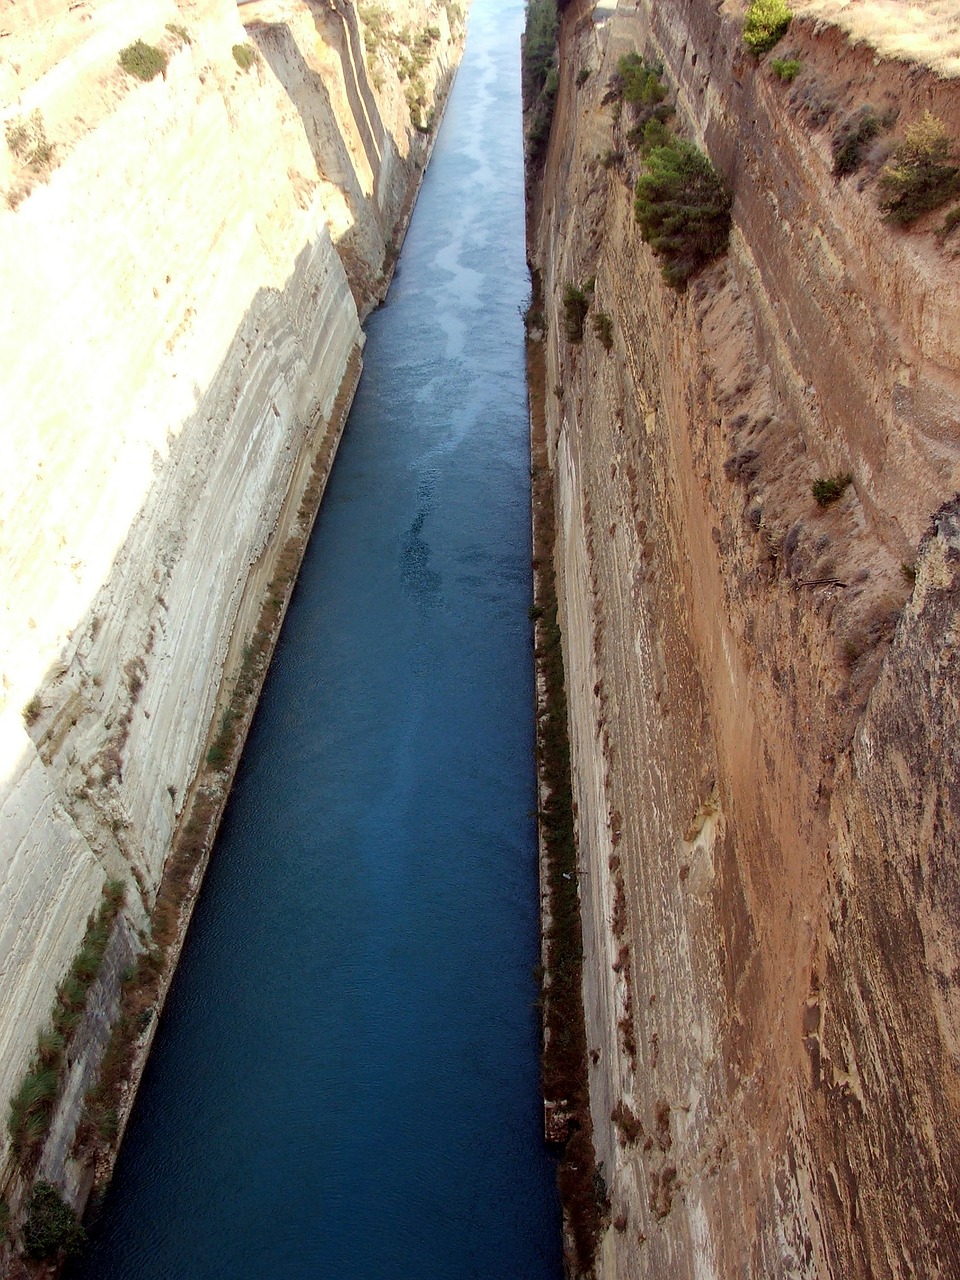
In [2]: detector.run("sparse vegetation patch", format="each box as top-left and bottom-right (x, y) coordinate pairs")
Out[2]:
(832, 106), (885, 178)
(165, 22), (191, 45)
(616, 54), (674, 150)
(5, 110), (56, 177)
(8, 881), (125, 1165)
(528, 274), (605, 1274)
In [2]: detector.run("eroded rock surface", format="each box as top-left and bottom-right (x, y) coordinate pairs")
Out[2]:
(0, 0), (463, 1240)
(528, 0), (960, 1274)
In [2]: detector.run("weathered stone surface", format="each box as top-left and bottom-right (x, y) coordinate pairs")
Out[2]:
(529, 0), (960, 1274)
(0, 0), (463, 1206)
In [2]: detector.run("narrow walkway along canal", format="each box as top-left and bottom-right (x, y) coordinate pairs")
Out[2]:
(70, 0), (562, 1275)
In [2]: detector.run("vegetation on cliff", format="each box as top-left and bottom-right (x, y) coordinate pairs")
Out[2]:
(634, 140), (732, 286)
(742, 0), (792, 55)
(878, 111), (960, 225)
(118, 40), (167, 82)
(528, 273), (606, 1272)
(22, 1182), (85, 1260)
(8, 881), (126, 1166)
(523, 0), (559, 159)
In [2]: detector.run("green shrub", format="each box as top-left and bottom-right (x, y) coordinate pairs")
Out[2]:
(832, 107), (882, 177)
(633, 140), (732, 287)
(118, 40), (167, 82)
(878, 112), (960, 225)
(23, 1182), (85, 1259)
(593, 311), (614, 350)
(576, 66), (591, 87)
(617, 53), (666, 107)
(232, 43), (258, 71)
(23, 693), (42, 725)
(812, 473), (852, 507)
(771, 57), (801, 81)
(743, 0), (792, 55)
(637, 116), (671, 154)
(563, 283), (590, 342)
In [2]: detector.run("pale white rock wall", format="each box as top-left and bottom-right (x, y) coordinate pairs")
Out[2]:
(0, 0), (461, 1179)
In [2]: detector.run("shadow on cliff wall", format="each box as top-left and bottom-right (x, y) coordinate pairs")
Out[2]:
(248, 5), (391, 228)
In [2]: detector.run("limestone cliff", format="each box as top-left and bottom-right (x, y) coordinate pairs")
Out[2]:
(528, 0), (960, 1275)
(0, 0), (463, 1249)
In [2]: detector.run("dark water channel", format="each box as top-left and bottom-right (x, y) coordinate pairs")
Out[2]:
(71, 1), (561, 1276)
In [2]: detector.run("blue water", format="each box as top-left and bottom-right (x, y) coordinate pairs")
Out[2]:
(70, 2), (561, 1276)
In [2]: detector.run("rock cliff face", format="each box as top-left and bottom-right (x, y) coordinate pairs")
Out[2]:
(528, 1), (960, 1275)
(0, 0), (462, 1238)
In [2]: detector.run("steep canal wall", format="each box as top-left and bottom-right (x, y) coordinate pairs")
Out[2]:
(527, 0), (960, 1276)
(0, 0), (465, 1260)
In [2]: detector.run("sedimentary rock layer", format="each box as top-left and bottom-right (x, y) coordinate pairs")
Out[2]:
(528, 1), (960, 1275)
(0, 0), (462, 1231)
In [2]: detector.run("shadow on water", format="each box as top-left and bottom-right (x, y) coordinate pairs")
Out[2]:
(70, 0), (562, 1276)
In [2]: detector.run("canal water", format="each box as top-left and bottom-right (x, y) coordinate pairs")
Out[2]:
(70, 0), (561, 1276)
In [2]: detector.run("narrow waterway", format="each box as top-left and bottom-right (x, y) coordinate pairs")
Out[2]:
(71, 1), (561, 1276)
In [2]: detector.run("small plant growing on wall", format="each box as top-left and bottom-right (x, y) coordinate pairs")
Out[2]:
(812, 473), (852, 507)
(118, 40), (168, 81)
(742, 0), (792, 55)
(232, 43), (259, 71)
(878, 112), (960, 225)
(770, 57), (801, 81)
(563, 283), (590, 342)
(593, 311), (614, 350)
(633, 140), (732, 287)
(832, 106), (885, 178)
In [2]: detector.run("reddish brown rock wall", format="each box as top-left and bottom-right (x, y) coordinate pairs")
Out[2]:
(529, 1), (960, 1274)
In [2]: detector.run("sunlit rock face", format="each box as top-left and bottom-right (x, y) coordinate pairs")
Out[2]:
(0, 0), (462, 1190)
(528, 0), (960, 1275)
